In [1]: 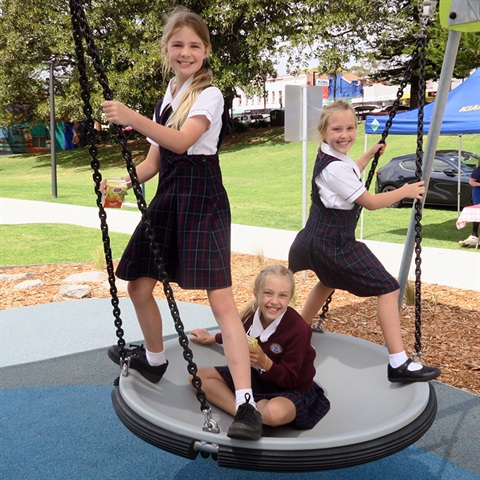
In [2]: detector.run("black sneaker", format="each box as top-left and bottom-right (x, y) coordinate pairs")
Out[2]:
(107, 344), (168, 384)
(388, 359), (441, 384)
(227, 393), (262, 440)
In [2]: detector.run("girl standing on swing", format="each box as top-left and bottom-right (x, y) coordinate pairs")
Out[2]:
(289, 100), (441, 384)
(102, 7), (262, 440)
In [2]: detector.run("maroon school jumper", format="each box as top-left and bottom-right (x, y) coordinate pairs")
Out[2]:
(116, 103), (232, 290)
(289, 152), (399, 296)
(215, 306), (330, 430)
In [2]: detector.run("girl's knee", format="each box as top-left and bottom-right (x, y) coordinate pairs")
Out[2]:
(207, 288), (236, 317)
(261, 410), (287, 428)
(380, 289), (400, 300)
(259, 401), (295, 427)
(127, 279), (155, 302)
(194, 366), (217, 383)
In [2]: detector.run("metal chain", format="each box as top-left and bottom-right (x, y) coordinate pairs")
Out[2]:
(68, 0), (212, 416)
(411, 13), (432, 363)
(69, 0), (125, 357)
(317, 35), (425, 329)
(312, 290), (334, 333)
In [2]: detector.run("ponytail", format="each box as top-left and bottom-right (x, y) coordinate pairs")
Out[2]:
(166, 62), (213, 130)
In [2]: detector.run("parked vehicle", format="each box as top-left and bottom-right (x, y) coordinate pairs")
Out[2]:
(375, 150), (478, 208)
(236, 113), (270, 127)
(353, 105), (377, 121)
(370, 105), (411, 115)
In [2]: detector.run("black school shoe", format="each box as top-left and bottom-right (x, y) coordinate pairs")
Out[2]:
(388, 359), (441, 383)
(227, 393), (263, 440)
(107, 344), (168, 384)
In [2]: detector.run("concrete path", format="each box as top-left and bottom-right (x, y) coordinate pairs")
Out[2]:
(1, 197), (479, 291)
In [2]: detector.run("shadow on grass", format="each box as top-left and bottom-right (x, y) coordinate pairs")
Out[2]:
(8, 128), (285, 172)
(383, 217), (474, 244)
(222, 126), (286, 152)
(13, 140), (150, 172)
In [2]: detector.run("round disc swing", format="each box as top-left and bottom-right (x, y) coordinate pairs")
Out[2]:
(69, 0), (437, 472)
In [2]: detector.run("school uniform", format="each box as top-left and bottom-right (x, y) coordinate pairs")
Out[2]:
(116, 76), (232, 290)
(215, 306), (330, 430)
(289, 143), (399, 297)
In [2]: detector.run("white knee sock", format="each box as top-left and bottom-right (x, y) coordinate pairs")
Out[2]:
(146, 349), (166, 366)
(235, 389), (256, 410)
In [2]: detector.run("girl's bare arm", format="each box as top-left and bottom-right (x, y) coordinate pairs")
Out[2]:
(102, 100), (209, 154)
(355, 181), (425, 211)
(356, 142), (386, 172)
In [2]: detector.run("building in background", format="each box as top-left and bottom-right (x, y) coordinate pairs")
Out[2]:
(231, 71), (446, 117)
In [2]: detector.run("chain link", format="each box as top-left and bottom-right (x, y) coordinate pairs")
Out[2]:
(312, 289), (335, 333)
(68, 0), (211, 414)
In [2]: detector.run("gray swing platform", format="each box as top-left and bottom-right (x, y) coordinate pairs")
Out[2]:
(111, 330), (436, 472)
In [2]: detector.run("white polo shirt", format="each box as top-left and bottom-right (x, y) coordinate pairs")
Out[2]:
(148, 75), (224, 155)
(315, 143), (366, 210)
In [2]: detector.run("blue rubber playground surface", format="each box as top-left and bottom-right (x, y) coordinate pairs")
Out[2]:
(1, 297), (479, 480)
(1, 198), (479, 479)
(0, 299), (480, 480)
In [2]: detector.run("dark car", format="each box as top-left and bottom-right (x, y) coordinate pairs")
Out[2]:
(370, 105), (411, 115)
(237, 114), (270, 126)
(354, 105), (377, 121)
(375, 150), (478, 208)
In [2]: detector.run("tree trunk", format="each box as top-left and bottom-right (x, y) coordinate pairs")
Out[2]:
(409, 72), (420, 109)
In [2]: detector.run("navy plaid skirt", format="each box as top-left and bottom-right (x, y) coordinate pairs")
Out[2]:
(116, 152), (232, 290)
(289, 203), (399, 297)
(216, 366), (330, 430)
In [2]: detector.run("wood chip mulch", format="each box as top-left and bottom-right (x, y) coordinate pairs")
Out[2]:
(1, 253), (478, 395)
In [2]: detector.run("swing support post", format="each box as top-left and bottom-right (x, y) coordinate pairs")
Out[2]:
(397, 28), (462, 308)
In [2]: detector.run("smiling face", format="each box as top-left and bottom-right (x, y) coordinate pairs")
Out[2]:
(163, 26), (209, 83)
(323, 110), (357, 155)
(256, 274), (293, 327)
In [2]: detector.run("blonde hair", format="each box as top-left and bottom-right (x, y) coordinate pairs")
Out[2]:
(240, 265), (296, 322)
(161, 7), (213, 130)
(317, 100), (357, 143)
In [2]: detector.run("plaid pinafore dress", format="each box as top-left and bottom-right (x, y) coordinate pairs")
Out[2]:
(289, 152), (399, 297)
(116, 101), (232, 290)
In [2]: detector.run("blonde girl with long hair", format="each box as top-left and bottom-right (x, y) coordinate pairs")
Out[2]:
(190, 265), (330, 431)
(289, 100), (441, 384)
(102, 7), (262, 440)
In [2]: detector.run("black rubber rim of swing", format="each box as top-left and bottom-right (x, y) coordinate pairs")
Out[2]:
(111, 383), (437, 472)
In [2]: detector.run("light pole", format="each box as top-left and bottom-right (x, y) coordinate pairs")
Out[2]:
(48, 60), (58, 198)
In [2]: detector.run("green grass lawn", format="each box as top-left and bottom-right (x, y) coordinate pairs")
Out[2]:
(1, 126), (479, 265)
(0, 224), (131, 266)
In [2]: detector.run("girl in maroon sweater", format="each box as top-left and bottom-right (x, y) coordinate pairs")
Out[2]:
(190, 265), (330, 430)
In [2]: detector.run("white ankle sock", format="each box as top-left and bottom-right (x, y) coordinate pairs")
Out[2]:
(389, 351), (422, 371)
(235, 389), (256, 410)
(146, 349), (166, 366)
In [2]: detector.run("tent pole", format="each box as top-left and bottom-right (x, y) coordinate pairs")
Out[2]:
(397, 29), (462, 309)
(457, 134), (462, 215)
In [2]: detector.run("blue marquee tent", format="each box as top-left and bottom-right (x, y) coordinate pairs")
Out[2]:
(364, 68), (480, 135)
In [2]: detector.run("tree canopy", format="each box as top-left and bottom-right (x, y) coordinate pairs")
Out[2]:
(0, 0), (478, 125)
(365, 0), (480, 107)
